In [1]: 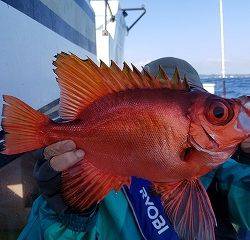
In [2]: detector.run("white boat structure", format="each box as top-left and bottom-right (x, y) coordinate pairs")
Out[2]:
(0, 0), (145, 234)
(202, 82), (216, 94)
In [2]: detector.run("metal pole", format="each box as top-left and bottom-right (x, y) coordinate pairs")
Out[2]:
(104, 0), (107, 30)
(219, 0), (226, 96)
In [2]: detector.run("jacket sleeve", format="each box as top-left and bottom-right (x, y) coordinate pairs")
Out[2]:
(231, 146), (250, 165)
(32, 149), (98, 231)
(18, 195), (98, 240)
(215, 159), (250, 232)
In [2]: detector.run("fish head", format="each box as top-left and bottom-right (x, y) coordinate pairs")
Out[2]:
(188, 91), (250, 157)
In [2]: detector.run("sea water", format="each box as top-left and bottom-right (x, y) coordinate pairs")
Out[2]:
(201, 77), (250, 98)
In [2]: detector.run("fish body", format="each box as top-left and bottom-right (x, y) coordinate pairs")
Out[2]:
(45, 88), (193, 182)
(1, 53), (250, 240)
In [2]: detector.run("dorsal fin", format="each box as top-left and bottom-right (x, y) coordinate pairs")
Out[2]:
(131, 63), (150, 88)
(172, 67), (182, 89)
(53, 53), (190, 121)
(183, 74), (190, 90)
(157, 65), (172, 88)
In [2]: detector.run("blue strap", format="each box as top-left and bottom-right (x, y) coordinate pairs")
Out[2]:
(123, 177), (179, 240)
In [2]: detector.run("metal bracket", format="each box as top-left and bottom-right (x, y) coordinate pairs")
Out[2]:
(121, 5), (146, 32)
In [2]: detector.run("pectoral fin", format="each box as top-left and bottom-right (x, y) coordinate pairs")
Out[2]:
(154, 178), (216, 240)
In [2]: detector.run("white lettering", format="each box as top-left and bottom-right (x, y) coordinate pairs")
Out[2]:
(158, 225), (170, 234)
(152, 215), (166, 229)
(145, 196), (154, 206)
(152, 215), (170, 234)
(139, 187), (170, 235)
(147, 206), (159, 219)
(139, 187), (147, 199)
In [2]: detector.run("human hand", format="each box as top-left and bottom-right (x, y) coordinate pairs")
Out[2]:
(43, 140), (85, 171)
(240, 137), (250, 154)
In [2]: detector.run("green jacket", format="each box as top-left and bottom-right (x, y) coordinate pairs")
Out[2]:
(18, 159), (250, 240)
(18, 190), (142, 240)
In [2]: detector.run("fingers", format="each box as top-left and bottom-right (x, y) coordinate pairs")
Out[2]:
(50, 149), (85, 172)
(43, 140), (85, 172)
(44, 140), (76, 159)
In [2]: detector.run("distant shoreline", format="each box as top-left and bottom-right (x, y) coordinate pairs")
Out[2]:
(200, 74), (250, 79)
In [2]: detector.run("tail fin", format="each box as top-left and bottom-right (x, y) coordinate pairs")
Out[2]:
(1, 95), (50, 155)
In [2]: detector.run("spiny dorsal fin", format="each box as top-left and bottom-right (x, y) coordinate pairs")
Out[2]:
(53, 53), (190, 121)
(172, 67), (182, 89)
(131, 63), (149, 88)
(183, 75), (190, 90)
(100, 60), (125, 91)
(157, 65), (172, 88)
(142, 67), (162, 88)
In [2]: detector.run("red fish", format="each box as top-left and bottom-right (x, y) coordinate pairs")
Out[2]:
(1, 53), (250, 240)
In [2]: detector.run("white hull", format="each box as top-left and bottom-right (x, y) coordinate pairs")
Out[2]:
(0, 1), (96, 128)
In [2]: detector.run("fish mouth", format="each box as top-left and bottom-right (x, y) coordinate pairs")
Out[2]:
(189, 135), (218, 155)
(238, 96), (250, 136)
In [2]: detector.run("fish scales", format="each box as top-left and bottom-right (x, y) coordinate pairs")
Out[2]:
(45, 88), (191, 182)
(1, 53), (250, 240)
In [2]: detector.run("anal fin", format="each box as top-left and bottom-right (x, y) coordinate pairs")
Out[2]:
(62, 161), (131, 211)
(154, 178), (216, 240)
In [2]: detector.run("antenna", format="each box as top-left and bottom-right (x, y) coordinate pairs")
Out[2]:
(219, 0), (226, 96)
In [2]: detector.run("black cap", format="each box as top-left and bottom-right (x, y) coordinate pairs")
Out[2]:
(144, 57), (203, 89)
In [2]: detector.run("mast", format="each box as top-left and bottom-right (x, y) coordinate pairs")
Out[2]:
(219, 0), (226, 96)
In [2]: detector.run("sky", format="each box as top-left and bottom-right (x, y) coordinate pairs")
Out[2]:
(120, 0), (250, 75)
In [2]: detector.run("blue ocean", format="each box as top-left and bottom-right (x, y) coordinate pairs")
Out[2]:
(201, 77), (250, 98)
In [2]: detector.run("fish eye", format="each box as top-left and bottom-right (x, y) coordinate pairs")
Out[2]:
(205, 99), (234, 126)
(213, 106), (224, 118)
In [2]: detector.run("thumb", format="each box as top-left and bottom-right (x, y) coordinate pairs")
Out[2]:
(50, 149), (85, 172)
